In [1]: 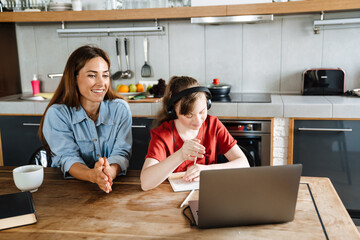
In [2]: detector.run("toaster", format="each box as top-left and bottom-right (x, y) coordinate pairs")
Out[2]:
(302, 68), (345, 95)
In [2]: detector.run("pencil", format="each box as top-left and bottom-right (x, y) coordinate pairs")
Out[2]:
(180, 189), (195, 208)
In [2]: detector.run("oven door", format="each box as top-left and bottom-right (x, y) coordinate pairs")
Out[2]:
(218, 120), (271, 167)
(218, 136), (265, 167)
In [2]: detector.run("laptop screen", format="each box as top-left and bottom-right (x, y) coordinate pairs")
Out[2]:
(190, 164), (302, 229)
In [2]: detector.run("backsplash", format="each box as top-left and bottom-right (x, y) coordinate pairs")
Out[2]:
(15, 12), (360, 94)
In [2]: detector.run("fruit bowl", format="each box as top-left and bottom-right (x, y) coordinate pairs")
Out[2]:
(119, 92), (143, 96)
(119, 91), (151, 97)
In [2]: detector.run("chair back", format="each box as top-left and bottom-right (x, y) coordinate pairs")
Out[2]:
(28, 146), (52, 167)
(217, 146), (256, 167)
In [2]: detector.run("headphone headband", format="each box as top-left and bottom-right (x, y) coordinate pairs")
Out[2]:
(166, 86), (212, 112)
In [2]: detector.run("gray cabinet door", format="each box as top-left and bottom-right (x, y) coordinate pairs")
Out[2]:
(0, 116), (154, 169)
(293, 120), (360, 222)
(0, 116), (42, 166)
(130, 118), (154, 170)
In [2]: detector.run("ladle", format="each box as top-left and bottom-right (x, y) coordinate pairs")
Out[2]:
(111, 38), (123, 80)
(122, 37), (133, 79)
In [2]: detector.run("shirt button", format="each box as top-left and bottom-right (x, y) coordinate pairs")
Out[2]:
(97, 154), (100, 157)
(94, 139), (97, 142)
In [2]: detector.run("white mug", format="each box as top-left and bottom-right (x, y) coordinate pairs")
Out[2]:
(13, 165), (44, 192)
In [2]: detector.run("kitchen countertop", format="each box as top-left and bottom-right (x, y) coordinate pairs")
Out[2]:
(1, 93), (360, 118)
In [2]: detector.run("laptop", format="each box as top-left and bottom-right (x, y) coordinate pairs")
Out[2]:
(188, 164), (302, 229)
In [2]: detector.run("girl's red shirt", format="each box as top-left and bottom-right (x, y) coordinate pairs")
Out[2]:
(145, 115), (237, 172)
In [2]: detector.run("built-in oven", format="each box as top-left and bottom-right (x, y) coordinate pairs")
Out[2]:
(219, 119), (271, 166)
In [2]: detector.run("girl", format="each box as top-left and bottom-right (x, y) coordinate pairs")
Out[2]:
(140, 76), (249, 191)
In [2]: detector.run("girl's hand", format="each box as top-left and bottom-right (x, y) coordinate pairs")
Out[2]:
(180, 139), (205, 162)
(183, 164), (206, 182)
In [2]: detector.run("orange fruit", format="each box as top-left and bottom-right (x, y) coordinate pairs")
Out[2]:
(136, 83), (144, 92)
(118, 85), (129, 93)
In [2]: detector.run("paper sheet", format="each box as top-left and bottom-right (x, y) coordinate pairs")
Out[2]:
(168, 172), (199, 192)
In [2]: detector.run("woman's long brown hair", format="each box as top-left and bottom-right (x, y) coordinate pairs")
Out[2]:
(38, 45), (124, 155)
(153, 76), (201, 128)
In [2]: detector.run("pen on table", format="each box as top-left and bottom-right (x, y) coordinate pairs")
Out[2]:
(180, 189), (195, 208)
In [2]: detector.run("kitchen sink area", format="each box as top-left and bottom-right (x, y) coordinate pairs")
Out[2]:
(0, 94), (52, 102)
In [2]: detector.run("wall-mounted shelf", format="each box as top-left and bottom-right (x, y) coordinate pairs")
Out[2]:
(0, 0), (359, 23)
(0, 6), (226, 22)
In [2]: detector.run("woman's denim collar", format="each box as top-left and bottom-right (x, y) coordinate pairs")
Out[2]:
(71, 100), (114, 126)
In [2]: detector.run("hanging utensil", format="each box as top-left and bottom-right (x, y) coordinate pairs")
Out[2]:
(111, 38), (123, 80)
(121, 37), (133, 79)
(141, 37), (151, 78)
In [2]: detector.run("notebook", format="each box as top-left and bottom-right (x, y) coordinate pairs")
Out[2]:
(188, 164), (302, 229)
(168, 172), (199, 192)
(0, 191), (37, 231)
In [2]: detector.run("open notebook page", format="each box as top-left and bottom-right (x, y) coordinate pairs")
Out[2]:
(168, 172), (199, 192)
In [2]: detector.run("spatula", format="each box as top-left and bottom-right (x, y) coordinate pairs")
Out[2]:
(141, 37), (151, 78)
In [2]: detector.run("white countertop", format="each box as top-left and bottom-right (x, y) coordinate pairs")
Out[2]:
(1, 94), (360, 118)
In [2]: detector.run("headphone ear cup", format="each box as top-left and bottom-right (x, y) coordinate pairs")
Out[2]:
(166, 100), (177, 119)
(168, 108), (177, 119)
(207, 98), (211, 110)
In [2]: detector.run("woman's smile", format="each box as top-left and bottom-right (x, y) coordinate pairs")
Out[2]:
(77, 56), (110, 107)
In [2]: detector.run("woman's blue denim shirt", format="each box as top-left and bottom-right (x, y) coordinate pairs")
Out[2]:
(43, 99), (132, 178)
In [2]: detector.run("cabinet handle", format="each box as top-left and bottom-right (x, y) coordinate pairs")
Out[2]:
(132, 125), (146, 128)
(22, 123), (40, 126)
(47, 73), (63, 79)
(298, 128), (352, 132)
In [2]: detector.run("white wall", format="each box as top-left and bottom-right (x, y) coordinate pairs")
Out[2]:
(15, 12), (360, 94)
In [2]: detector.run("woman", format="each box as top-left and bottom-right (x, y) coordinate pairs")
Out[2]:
(39, 45), (132, 193)
(140, 76), (249, 191)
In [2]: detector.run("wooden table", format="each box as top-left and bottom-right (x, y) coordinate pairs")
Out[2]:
(0, 167), (359, 240)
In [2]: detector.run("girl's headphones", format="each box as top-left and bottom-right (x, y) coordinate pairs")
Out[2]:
(166, 87), (212, 119)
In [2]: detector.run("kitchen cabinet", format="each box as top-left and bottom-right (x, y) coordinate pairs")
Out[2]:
(0, 23), (21, 97)
(129, 117), (154, 170)
(0, 115), (42, 166)
(292, 119), (360, 225)
(0, 0), (360, 23)
(0, 115), (153, 169)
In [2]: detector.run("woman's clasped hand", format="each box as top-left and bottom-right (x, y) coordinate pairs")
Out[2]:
(91, 157), (114, 193)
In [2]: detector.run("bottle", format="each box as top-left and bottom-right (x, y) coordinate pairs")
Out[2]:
(31, 74), (40, 95)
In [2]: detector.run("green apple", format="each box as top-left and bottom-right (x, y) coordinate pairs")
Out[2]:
(116, 84), (122, 91)
(129, 84), (137, 92)
(147, 85), (153, 92)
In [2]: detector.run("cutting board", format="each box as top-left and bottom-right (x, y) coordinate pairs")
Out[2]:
(127, 97), (162, 103)
(34, 92), (54, 99)
(33, 93), (161, 103)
